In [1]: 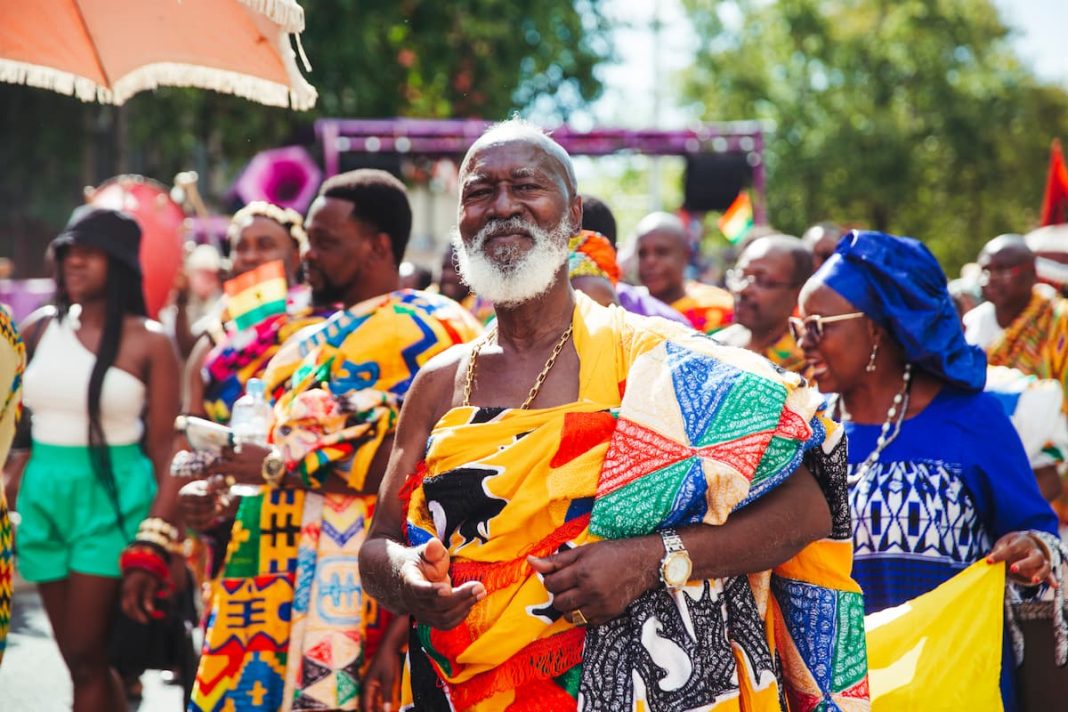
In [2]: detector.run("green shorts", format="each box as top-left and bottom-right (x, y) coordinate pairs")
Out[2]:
(16, 442), (157, 582)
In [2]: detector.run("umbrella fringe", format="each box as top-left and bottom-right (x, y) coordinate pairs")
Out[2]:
(238, 0), (305, 33)
(0, 59), (104, 103)
(0, 57), (315, 110)
(110, 63), (312, 109)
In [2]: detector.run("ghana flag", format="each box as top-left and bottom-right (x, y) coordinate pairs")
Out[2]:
(224, 260), (287, 331)
(718, 191), (754, 244)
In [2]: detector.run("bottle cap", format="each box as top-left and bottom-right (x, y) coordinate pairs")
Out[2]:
(247, 378), (266, 398)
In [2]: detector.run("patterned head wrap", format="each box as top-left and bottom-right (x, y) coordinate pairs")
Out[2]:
(228, 201), (308, 254)
(815, 230), (987, 391)
(568, 229), (620, 285)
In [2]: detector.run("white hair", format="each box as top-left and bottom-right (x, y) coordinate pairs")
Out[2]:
(460, 117), (578, 199)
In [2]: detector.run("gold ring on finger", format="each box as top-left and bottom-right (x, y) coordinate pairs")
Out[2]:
(568, 609), (588, 626)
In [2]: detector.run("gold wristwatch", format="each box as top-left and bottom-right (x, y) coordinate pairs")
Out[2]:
(261, 448), (286, 487)
(659, 529), (693, 590)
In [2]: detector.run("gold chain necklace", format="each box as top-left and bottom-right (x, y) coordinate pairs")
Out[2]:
(462, 322), (574, 410)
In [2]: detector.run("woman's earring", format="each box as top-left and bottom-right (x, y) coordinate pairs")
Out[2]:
(866, 340), (879, 373)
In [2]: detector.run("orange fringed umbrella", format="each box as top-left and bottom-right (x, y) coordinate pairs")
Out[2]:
(0, 0), (316, 110)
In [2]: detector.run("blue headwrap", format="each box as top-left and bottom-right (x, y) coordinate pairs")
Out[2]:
(815, 230), (987, 392)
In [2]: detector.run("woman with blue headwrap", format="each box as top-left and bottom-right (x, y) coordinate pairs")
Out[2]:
(795, 230), (1061, 709)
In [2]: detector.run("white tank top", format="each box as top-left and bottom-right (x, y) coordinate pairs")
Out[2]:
(23, 316), (147, 446)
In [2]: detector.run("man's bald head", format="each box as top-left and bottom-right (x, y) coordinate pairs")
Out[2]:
(740, 234), (813, 286)
(980, 233), (1034, 265)
(460, 118), (578, 199)
(978, 233), (1036, 317)
(635, 212), (691, 302)
(635, 212), (688, 247)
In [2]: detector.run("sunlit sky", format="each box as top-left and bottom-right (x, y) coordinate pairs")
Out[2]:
(587, 0), (1068, 129)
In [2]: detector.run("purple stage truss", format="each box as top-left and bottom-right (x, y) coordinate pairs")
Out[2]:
(315, 118), (768, 222)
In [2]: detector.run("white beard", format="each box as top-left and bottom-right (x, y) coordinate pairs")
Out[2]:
(452, 216), (571, 307)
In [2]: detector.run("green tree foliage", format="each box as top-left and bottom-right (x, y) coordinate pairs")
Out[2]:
(682, 0), (1068, 271)
(0, 0), (610, 272)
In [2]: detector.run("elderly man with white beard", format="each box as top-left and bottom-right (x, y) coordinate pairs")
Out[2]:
(359, 120), (871, 712)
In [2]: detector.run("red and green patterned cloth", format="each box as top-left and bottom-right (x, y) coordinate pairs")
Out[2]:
(403, 294), (868, 711)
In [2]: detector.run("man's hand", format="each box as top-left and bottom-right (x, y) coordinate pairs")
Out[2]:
(205, 443), (271, 486)
(988, 531), (1057, 587)
(121, 569), (163, 625)
(400, 538), (486, 630)
(528, 537), (661, 626)
(178, 477), (233, 532)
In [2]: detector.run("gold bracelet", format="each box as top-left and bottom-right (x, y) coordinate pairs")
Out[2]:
(133, 531), (182, 555)
(137, 517), (179, 540)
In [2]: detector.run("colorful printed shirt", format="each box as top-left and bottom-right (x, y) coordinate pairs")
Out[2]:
(965, 284), (1068, 412)
(671, 280), (734, 334)
(403, 294), (869, 711)
(190, 290), (481, 712)
(846, 387), (1059, 708)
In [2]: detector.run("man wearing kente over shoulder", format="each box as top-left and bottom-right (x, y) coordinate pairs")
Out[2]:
(185, 170), (482, 712)
(360, 120), (870, 711)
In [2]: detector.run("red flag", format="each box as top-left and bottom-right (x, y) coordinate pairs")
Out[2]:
(1040, 139), (1068, 226)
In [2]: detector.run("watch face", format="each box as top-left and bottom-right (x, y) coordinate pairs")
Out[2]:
(664, 552), (692, 587)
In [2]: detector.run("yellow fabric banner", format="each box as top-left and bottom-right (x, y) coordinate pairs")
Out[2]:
(865, 561), (1005, 711)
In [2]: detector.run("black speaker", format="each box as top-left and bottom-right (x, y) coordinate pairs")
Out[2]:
(683, 153), (753, 212)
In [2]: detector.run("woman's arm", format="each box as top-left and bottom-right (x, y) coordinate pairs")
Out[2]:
(121, 325), (182, 624)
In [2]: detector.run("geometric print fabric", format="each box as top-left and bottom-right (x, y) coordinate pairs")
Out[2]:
(850, 458), (989, 566)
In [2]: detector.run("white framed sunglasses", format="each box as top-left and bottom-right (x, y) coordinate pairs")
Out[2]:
(788, 312), (865, 343)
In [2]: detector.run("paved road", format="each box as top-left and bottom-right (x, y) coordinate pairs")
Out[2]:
(0, 578), (185, 711)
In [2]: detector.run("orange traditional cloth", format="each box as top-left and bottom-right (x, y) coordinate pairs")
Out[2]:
(986, 285), (1068, 414)
(403, 294), (868, 711)
(568, 230), (621, 285)
(673, 280), (734, 334)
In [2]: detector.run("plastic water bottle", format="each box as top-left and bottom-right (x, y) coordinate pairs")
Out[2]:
(228, 378), (273, 495)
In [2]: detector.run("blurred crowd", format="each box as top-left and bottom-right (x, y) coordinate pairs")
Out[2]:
(0, 118), (1066, 711)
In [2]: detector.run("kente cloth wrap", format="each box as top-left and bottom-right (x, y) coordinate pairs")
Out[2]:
(672, 280), (734, 334)
(0, 308), (24, 666)
(190, 290), (481, 712)
(568, 230), (621, 285)
(817, 230), (987, 392)
(404, 294), (869, 711)
(986, 284), (1068, 412)
(202, 297), (332, 424)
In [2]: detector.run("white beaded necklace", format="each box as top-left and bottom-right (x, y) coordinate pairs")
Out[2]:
(837, 363), (913, 484)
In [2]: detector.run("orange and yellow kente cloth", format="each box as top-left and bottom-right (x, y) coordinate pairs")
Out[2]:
(403, 294), (868, 711)
(986, 284), (1068, 414)
(190, 290), (480, 712)
(0, 307), (24, 667)
(673, 280), (734, 334)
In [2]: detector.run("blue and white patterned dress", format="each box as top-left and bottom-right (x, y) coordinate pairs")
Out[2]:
(846, 386), (1059, 709)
